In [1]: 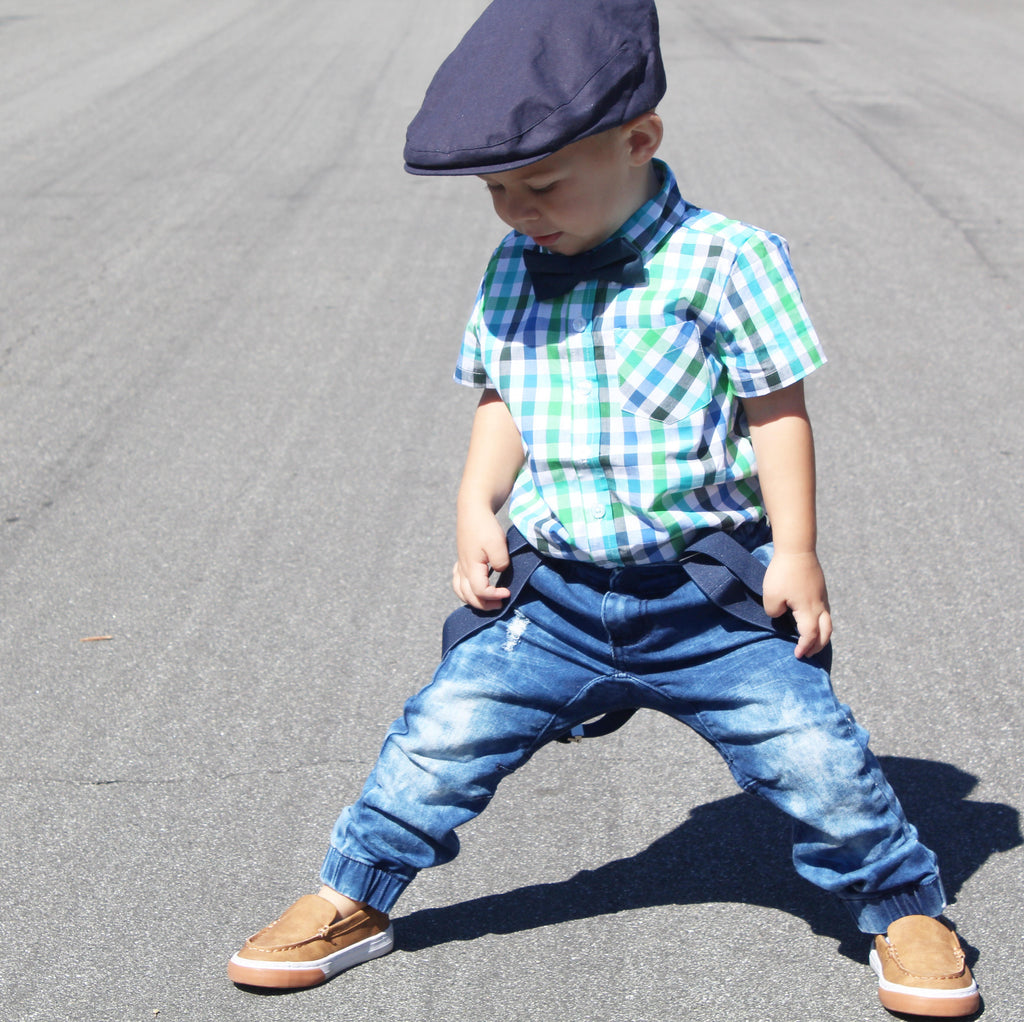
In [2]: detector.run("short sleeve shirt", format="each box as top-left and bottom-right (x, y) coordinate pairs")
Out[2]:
(454, 161), (826, 565)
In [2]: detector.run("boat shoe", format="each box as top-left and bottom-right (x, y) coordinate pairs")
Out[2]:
(228, 894), (394, 990)
(869, 915), (979, 1017)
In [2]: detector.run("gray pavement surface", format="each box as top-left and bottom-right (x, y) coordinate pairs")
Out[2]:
(2, 1), (1022, 1020)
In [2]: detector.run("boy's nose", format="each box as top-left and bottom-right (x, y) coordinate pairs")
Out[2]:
(505, 194), (539, 223)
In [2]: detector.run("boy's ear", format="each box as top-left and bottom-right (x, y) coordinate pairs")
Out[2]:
(625, 111), (663, 166)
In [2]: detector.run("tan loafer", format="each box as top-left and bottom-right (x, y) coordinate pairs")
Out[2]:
(869, 915), (979, 1017)
(228, 894), (393, 990)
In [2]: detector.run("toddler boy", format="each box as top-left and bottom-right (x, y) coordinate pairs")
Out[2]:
(228, 1), (979, 1015)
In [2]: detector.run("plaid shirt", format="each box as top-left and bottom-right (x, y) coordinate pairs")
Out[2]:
(455, 161), (826, 565)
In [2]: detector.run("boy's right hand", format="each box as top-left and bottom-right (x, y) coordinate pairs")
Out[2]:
(453, 507), (512, 610)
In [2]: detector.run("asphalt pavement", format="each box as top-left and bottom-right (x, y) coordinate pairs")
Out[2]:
(1, 2), (1022, 1020)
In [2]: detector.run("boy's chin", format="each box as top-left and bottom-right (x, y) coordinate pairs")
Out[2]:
(539, 235), (604, 256)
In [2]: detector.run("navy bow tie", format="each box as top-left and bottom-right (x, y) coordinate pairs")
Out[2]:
(523, 237), (646, 300)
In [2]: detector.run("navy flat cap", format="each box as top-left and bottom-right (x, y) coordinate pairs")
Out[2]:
(404, 0), (666, 176)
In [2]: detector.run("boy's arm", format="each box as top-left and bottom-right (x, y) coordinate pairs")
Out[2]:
(741, 380), (833, 658)
(453, 389), (526, 610)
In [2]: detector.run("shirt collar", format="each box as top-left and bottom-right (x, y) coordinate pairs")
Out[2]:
(612, 159), (690, 258)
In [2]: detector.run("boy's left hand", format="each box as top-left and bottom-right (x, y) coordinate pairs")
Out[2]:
(761, 550), (833, 658)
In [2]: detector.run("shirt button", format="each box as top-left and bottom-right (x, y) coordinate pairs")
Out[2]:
(592, 505), (607, 520)
(571, 316), (587, 333)
(577, 380), (593, 395)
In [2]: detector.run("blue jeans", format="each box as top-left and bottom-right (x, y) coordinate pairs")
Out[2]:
(322, 533), (945, 933)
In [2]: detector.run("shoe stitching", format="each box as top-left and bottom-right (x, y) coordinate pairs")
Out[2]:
(885, 942), (966, 982)
(243, 917), (373, 953)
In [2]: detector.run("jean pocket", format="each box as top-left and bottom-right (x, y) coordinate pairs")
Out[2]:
(615, 322), (712, 423)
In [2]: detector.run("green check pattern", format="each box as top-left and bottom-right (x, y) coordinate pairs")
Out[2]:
(455, 161), (826, 565)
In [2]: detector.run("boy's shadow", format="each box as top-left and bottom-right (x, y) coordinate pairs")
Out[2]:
(395, 756), (1020, 962)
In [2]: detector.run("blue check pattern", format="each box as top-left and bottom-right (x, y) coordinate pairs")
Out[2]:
(455, 161), (826, 565)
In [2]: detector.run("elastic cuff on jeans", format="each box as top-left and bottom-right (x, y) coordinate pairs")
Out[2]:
(320, 845), (412, 914)
(843, 875), (948, 934)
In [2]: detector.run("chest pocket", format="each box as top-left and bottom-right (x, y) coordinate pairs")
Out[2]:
(615, 322), (713, 423)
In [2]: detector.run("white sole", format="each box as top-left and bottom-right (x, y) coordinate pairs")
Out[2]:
(229, 924), (394, 987)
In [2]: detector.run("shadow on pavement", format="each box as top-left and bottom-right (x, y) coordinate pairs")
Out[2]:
(395, 756), (1020, 963)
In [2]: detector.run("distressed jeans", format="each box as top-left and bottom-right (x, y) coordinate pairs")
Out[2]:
(322, 533), (945, 933)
